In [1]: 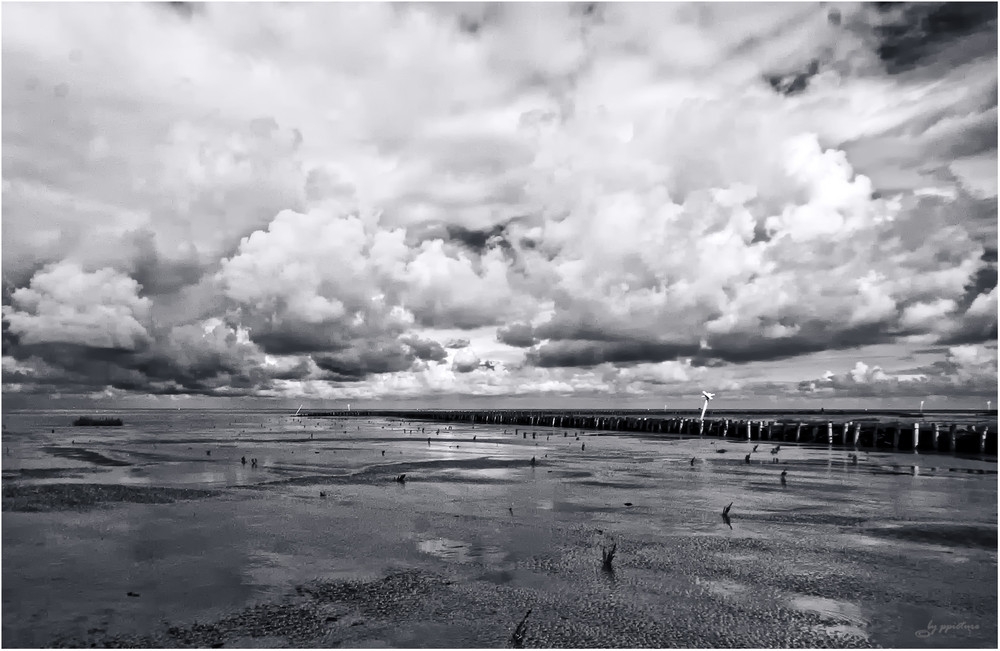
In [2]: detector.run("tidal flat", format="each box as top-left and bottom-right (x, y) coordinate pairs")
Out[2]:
(2, 409), (996, 648)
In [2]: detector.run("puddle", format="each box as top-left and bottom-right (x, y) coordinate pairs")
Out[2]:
(694, 577), (746, 599)
(537, 499), (618, 513)
(440, 467), (519, 483)
(416, 537), (508, 564)
(789, 594), (869, 640)
(42, 447), (132, 467)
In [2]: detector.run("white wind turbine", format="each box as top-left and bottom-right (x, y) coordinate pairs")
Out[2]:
(700, 391), (715, 421)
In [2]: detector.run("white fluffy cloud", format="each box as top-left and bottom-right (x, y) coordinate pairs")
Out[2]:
(4, 263), (151, 350)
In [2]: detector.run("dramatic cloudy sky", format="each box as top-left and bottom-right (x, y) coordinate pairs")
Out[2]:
(2, 2), (997, 409)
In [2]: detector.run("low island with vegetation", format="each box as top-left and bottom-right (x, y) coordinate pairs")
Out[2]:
(72, 416), (123, 427)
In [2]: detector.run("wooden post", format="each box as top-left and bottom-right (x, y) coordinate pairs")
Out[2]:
(699, 419), (704, 435)
(827, 422), (833, 445)
(892, 426), (900, 450)
(980, 425), (988, 454)
(795, 423), (802, 442)
(764, 421), (771, 440)
(912, 423), (919, 452)
(949, 424), (957, 452)
(852, 422), (861, 448)
(932, 423), (940, 450)
(722, 420), (729, 437)
(746, 420), (752, 439)
(842, 422), (850, 445)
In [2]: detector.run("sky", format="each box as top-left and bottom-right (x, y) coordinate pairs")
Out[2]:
(1, 1), (997, 411)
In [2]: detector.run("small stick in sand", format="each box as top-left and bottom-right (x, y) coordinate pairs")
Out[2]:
(780, 470), (787, 485)
(690, 457), (696, 466)
(509, 609), (531, 648)
(530, 456), (536, 466)
(745, 453), (751, 464)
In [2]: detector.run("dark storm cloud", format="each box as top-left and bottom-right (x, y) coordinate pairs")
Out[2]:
(445, 223), (506, 252)
(399, 335), (447, 362)
(127, 230), (206, 297)
(160, 2), (204, 20)
(312, 341), (415, 379)
(533, 317), (625, 343)
(874, 2), (998, 74)
(764, 59), (820, 97)
(248, 323), (353, 356)
(452, 358), (480, 373)
(703, 322), (894, 366)
(526, 339), (700, 368)
(496, 322), (538, 348)
(961, 249), (998, 302)
(2, 318), (278, 397)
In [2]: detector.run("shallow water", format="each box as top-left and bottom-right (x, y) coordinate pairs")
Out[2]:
(2, 409), (997, 647)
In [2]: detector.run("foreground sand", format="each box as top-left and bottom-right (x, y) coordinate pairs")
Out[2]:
(3, 413), (997, 647)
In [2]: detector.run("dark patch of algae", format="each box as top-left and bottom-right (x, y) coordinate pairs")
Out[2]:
(2, 483), (216, 512)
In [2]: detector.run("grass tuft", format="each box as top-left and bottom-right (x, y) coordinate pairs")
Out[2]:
(601, 540), (617, 571)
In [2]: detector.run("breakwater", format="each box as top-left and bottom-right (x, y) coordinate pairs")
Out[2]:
(304, 410), (998, 456)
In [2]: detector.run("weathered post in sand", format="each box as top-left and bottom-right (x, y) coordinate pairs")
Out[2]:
(979, 425), (988, 454)
(932, 423), (940, 450)
(795, 423), (802, 442)
(892, 425), (900, 450)
(852, 422), (861, 448)
(912, 423), (920, 452)
(746, 421), (752, 439)
(841, 422), (850, 445)
(949, 424), (957, 451)
(827, 422), (833, 445)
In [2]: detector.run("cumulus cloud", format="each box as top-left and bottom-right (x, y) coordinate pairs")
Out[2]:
(2, 2), (995, 405)
(4, 263), (151, 350)
(452, 348), (483, 374)
(799, 345), (997, 398)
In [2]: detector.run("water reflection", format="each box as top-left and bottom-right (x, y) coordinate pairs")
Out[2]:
(416, 537), (507, 564)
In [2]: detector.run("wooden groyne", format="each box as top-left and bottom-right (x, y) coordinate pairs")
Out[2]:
(303, 410), (998, 456)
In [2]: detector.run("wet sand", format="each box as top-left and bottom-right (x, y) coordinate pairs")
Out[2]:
(2, 410), (997, 647)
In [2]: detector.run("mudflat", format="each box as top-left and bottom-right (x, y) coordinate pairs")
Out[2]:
(2, 409), (996, 648)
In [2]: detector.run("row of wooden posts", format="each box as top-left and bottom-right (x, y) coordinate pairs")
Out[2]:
(305, 411), (997, 455)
